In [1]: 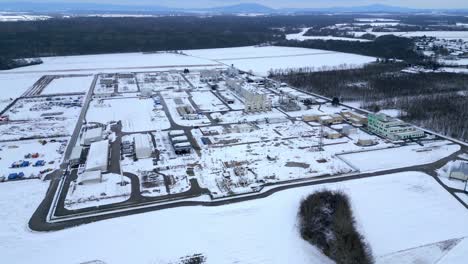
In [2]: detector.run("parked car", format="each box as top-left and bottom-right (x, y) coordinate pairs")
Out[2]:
(8, 172), (24, 180)
(33, 160), (46, 167)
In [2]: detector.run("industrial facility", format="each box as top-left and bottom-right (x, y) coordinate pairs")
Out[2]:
(367, 113), (425, 141)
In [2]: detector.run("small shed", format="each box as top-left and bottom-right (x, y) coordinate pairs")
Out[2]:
(357, 138), (375, 146)
(140, 87), (153, 97)
(78, 171), (102, 185)
(449, 162), (468, 181)
(342, 125), (358, 136)
(325, 130), (342, 139)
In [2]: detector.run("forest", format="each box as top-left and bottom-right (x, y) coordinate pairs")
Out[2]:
(270, 63), (468, 141)
(275, 35), (423, 62)
(0, 14), (428, 69)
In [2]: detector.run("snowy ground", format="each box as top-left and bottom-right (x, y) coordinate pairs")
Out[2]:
(185, 46), (376, 76)
(190, 91), (229, 112)
(0, 119), (78, 141)
(340, 141), (460, 172)
(0, 73), (42, 108)
(352, 31), (468, 41)
(65, 173), (131, 210)
(41, 76), (94, 94)
(2, 172), (467, 263)
(5, 95), (84, 121)
(86, 97), (170, 132)
(0, 138), (66, 180)
(5, 53), (222, 74)
(287, 28), (371, 42)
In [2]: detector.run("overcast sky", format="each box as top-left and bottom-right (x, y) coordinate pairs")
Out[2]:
(2, 0), (468, 9)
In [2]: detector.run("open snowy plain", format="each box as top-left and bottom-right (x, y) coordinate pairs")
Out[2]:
(1, 172), (467, 263)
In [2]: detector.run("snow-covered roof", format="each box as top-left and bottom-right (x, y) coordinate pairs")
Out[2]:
(174, 142), (191, 148)
(85, 127), (103, 140)
(134, 134), (151, 151)
(172, 136), (188, 142)
(85, 140), (109, 171)
(169, 130), (185, 137)
(69, 145), (83, 161)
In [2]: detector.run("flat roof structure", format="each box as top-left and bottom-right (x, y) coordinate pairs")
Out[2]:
(85, 140), (109, 172)
(78, 171), (102, 185)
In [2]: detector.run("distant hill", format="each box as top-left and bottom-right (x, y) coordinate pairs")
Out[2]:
(207, 3), (276, 14)
(0, 2), (467, 15)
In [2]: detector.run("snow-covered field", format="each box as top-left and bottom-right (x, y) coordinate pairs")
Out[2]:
(42, 76), (94, 94)
(86, 97), (170, 132)
(185, 46), (376, 76)
(0, 14), (51, 22)
(339, 141), (460, 172)
(0, 73), (41, 101)
(5, 53), (222, 74)
(353, 30), (468, 40)
(287, 28), (371, 42)
(1, 172), (467, 263)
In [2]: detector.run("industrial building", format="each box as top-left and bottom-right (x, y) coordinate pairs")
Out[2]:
(69, 145), (83, 167)
(78, 171), (102, 185)
(83, 127), (104, 146)
(319, 114), (344, 125)
(168, 130), (191, 155)
(226, 78), (272, 113)
(200, 70), (221, 83)
(341, 125), (358, 136)
(134, 134), (153, 159)
(367, 113), (425, 141)
(85, 140), (109, 172)
(341, 111), (368, 126)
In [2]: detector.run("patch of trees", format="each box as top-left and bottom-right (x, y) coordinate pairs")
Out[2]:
(270, 63), (468, 141)
(0, 15), (363, 60)
(299, 190), (373, 264)
(0, 58), (43, 70)
(275, 35), (423, 62)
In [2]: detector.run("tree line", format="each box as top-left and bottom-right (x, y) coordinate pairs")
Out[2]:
(275, 35), (423, 62)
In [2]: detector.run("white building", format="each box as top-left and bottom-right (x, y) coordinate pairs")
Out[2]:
(226, 78), (272, 113)
(169, 130), (185, 137)
(450, 162), (468, 181)
(134, 134), (152, 159)
(200, 70), (221, 83)
(83, 127), (103, 145)
(69, 145), (83, 166)
(85, 140), (109, 172)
